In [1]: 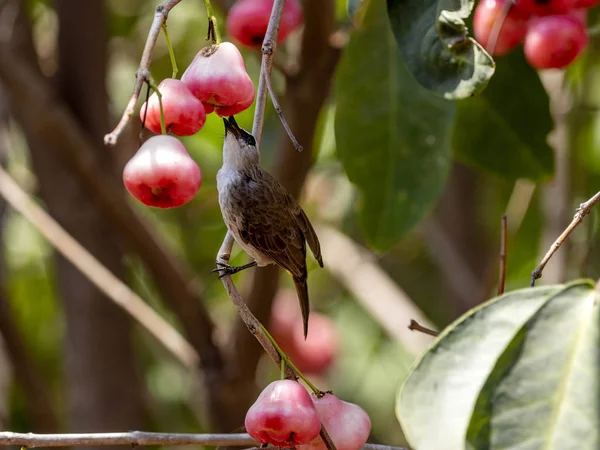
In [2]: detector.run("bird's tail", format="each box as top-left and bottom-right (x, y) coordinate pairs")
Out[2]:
(293, 276), (310, 339)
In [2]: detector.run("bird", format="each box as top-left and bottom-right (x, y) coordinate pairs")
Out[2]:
(213, 115), (323, 338)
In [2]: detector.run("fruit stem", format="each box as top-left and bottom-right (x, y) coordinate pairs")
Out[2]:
(203, 0), (221, 44)
(280, 358), (285, 380)
(259, 323), (322, 396)
(147, 77), (167, 135)
(161, 23), (178, 79)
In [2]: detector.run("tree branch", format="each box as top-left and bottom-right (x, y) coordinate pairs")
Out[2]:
(0, 432), (408, 450)
(531, 190), (600, 286)
(104, 0), (182, 146)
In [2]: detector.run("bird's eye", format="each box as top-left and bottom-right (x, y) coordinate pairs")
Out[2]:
(243, 132), (256, 147)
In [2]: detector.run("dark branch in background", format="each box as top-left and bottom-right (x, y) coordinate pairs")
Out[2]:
(0, 432), (408, 450)
(531, 191), (600, 286)
(497, 215), (508, 296)
(104, 0), (182, 146)
(225, 0), (341, 430)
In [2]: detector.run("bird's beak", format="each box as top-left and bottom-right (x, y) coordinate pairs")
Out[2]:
(223, 116), (242, 138)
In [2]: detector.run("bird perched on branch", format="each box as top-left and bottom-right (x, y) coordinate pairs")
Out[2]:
(213, 116), (323, 338)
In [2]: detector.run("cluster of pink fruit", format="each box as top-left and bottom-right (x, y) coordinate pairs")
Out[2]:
(473, 0), (597, 69)
(123, 0), (303, 209)
(245, 380), (371, 450)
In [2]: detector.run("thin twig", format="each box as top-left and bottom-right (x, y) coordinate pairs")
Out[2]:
(531, 191), (600, 286)
(0, 432), (408, 450)
(408, 320), (439, 338)
(0, 165), (199, 369)
(497, 215), (508, 295)
(104, 0), (181, 146)
(264, 59), (303, 151)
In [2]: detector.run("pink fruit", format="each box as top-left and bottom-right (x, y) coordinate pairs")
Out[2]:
(140, 79), (206, 136)
(514, 0), (574, 15)
(227, 0), (303, 47)
(245, 380), (321, 446)
(181, 42), (255, 117)
(123, 135), (201, 209)
(270, 292), (339, 375)
(473, 0), (528, 56)
(298, 393), (371, 450)
(290, 312), (339, 375)
(524, 15), (588, 69)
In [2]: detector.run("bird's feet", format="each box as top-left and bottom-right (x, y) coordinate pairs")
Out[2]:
(211, 261), (257, 279)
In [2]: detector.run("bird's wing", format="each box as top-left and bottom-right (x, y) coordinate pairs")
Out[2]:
(295, 208), (323, 268)
(236, 172), (308, 279)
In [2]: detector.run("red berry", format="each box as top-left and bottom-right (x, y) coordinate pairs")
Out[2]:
(473, 0), (528, 55)
(514, 0), (574, 16)
(245, 380), (321, 446)
(524, 15), (588, 69)
(140, 79), (206, 136)
(298, 393), (371, 450)
(181, 42), (255, 117)
(227, 0), (303, 47)
(123, 135), (201, 209)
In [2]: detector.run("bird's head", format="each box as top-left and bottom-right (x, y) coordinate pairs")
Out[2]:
(222, 116), (260, 169)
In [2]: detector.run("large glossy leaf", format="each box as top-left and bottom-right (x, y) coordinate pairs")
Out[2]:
(453, 50), (555, 181)
(335, 0), (455, 251)
(467, 280), (600, 449)
(386, 0), (495, 99)
(396, 286), (560, 450)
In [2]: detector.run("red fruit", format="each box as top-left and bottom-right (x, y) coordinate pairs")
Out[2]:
(181, 42), (255, 117)
(245, 380), (321, 446)
(514, 0), (574, 15)
(140, 79), (206, 136)
(123, 135), (201, 209)
(570, 0), (600, 7)
(524, 15), (588, 69)
(473, 0), (528, 56)
(298, 393), (371, 450)
(227, 0), (303, 47)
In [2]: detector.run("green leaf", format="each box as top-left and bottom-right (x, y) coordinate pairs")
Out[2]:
(396, 286), (560, 450)
(334, 0), (455, 251)
(386, 0), (495, 99)
(453, 50), (555, 181)
(467, 280), (600, 449)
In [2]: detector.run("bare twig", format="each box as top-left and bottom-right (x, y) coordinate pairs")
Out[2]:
(0, 432), (408, 450)
(531, 191), (600, 286)
(408, 320), (439, 338)
(497, 215), (508, 295)
(0, 432), (255, 448)
(264, 60), (303, 151)
(0, 165), (198, 369)
(104, 0), (181, 146)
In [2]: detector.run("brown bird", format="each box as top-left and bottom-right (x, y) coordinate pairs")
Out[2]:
(213, 116), (323, 338)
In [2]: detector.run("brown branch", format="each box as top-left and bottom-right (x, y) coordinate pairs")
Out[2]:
(497, 215), (508, 295)
(0, 432), (408, 450)
(0, 164), (198, 369)
(0, 29), (222, 380)
(104, 0), (181, 146)
(408, 320), (439, 338)
(531, 191), (600, 286)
